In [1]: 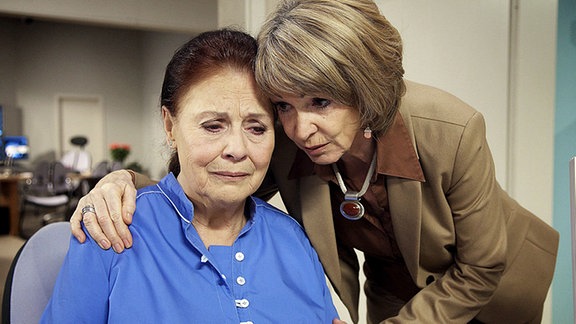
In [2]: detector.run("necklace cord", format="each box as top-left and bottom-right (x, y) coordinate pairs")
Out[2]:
(332, 152), (377, 200)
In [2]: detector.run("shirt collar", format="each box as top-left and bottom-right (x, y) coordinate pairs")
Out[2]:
(288, 112), (425, 182)
(157, 173), (259, 225)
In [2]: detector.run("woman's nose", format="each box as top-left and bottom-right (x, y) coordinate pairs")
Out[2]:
(222, 130), (248, 161)
(292, 112), (318, 141)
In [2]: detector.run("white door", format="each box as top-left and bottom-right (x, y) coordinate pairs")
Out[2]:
(58, 96), (105, 171)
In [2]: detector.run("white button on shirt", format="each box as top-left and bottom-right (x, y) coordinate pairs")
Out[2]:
(236, 276), (246, 285)
(235, 299), (250, 308)
(235, 252), (245, 261)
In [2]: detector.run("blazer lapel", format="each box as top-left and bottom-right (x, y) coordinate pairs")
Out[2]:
(299, 175), (342, 286)
(270, 129), (342, 288)
(386, 84), (424, 281)
(387, 177), (423, 281)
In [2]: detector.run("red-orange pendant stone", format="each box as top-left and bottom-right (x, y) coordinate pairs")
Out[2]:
(342, 202), (361, 217)
(339, 200), (365, 220)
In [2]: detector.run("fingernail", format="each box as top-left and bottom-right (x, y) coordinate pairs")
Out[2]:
(113, 243), (124, 253)
(100, 240), (111, 250)
(123, 239), (132, 249)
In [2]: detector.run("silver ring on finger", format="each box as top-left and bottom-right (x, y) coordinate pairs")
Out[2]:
(81, 204), (96, 218)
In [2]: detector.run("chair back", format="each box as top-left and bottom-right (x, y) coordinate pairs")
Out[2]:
(2, 222), (70, 324)
(110, 161), (124, 172)
(25, 161), (53, 196)
(61, 150), (92, 173)
(91, 160), (111, 178)
(51, 162), (72, 195)
(24, 161), (72, 196)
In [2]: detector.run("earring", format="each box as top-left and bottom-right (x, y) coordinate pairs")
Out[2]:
(363, 126), (372, 139)
(168, 139), (175, 148)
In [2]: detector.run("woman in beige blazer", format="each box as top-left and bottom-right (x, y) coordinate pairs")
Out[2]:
(259, 81), (559, 324)
(72, 0), (559, 323)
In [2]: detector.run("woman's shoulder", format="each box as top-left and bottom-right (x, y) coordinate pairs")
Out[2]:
(134, 184), (169, 213)
(249, 197), (316, 253)
(132, 176), (185, 225)
(402, 80), (479, 125)
(250, 196), (304, 229)
(135, 173), (183, 204)
(136, 183), (165, 199)
(130, 179), (188, 242)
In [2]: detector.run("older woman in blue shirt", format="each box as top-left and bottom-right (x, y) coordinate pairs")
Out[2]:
(41, 29), (339, 323)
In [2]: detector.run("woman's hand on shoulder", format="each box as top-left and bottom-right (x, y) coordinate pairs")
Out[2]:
(70, 170), (137, 253)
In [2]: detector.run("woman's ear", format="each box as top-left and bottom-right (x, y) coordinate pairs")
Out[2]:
(162, 106), (175, 147)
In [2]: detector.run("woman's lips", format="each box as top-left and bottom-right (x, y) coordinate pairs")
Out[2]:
(303, 143), (328, 157)
(213, 171), (250, 181)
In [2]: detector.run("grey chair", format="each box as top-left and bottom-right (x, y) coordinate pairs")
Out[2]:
(20, 162), (73, 237)
(60, 136), (92, 174)
(2, 221), (70, 323)
(91, 160), (111, 178)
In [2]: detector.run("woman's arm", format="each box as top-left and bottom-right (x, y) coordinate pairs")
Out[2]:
(41, 235), (114, 323)
(70, 170), (153, 252)
(72, 170), (277, 253)
(388, 111), (507, 323)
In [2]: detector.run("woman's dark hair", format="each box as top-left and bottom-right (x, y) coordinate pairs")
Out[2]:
(161, 29), (258, 176)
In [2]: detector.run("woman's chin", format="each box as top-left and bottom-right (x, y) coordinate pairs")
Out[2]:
(306, 153), (341, 165)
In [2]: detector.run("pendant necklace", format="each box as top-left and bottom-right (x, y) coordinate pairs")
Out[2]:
(331, 152), (377, 220)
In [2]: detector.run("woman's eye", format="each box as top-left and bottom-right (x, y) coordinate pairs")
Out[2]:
(249, 125), (267, 135)
(311, 98), (331, 108)
(202, 122), (224, 132)
(245, 119), (269, 135)
(273, 102), (291, 113)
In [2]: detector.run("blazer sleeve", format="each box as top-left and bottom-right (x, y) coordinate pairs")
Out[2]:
(387, 111), (507, 323)
(133, 171), (158, 189)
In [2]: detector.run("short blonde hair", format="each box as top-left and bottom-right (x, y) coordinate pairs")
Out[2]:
(256, 0), (405, 136)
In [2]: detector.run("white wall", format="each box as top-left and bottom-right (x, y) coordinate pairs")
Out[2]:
(139, 32), (192, 179)
(508, 0), (557, 225)
(0, 0), (217, 33)
(0, 19), (17, 107)
(0, 18), (180, 171)
(509, 3), (557, 321)
(381, 0), (511, 185)
(18, 21), (140, 164)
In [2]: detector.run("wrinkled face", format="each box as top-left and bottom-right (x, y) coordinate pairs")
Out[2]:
(271, 93), (361, 165)
(163, 69), (274, 207)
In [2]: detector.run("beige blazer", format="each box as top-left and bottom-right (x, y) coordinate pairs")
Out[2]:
(264, 81), (559, 323)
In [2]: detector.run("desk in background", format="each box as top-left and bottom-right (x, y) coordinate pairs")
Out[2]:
(0, 172), (32, 236)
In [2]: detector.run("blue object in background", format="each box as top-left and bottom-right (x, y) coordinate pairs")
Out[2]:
(552, 0), (576, 322)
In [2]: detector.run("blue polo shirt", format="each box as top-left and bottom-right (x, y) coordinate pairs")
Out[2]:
(42, 173), (339, 323)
